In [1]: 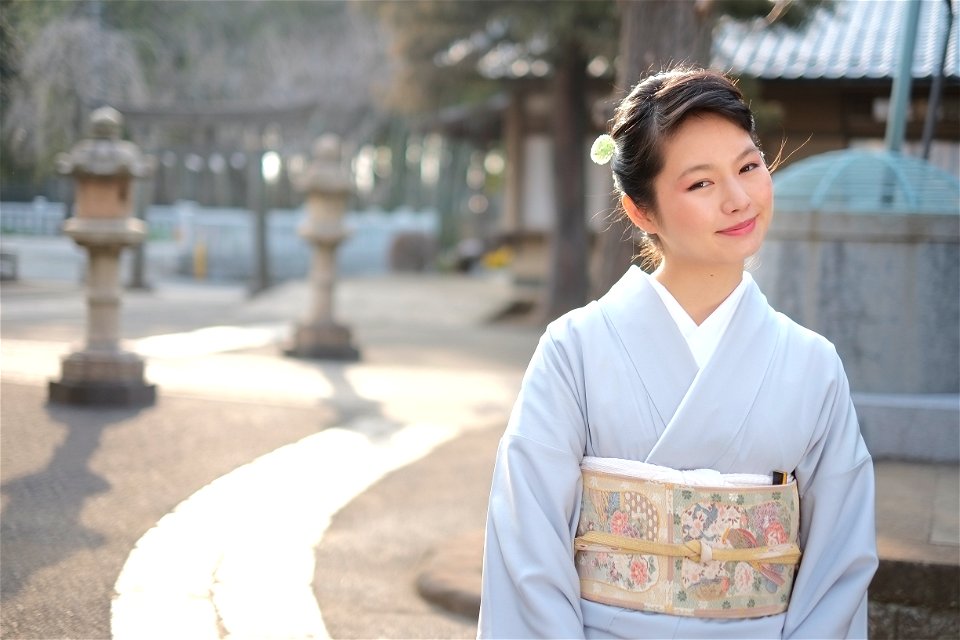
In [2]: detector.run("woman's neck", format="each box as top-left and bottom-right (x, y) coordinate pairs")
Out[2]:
(652, 262), (744, 325)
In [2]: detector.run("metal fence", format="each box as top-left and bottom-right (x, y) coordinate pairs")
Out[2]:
(0, 198), (180, 239)
(0, 199), (439, 279)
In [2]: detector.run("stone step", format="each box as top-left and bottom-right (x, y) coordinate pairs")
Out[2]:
(857, 393), (960, 462)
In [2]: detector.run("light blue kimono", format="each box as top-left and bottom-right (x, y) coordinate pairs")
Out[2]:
(478, 266), (878, 639)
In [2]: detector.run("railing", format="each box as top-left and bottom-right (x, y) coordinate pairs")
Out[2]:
(0, 199), (439, 279)
(0, 198), (180, 239)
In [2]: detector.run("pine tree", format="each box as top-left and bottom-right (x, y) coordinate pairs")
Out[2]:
(375, 0), (619, 320)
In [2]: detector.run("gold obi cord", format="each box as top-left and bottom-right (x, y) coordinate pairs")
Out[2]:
(574, 466), (802, 619)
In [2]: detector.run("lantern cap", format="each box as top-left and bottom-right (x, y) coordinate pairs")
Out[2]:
(57, 106), (154, 179)
(291, 135), (351, 194)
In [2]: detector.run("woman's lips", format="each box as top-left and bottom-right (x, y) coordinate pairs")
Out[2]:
(718, 216), (757, 236)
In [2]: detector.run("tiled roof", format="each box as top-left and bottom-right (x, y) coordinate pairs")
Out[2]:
(712, 0), (959, 80)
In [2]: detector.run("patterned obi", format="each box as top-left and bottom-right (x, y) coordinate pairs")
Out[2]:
(574, 458), (801, 618)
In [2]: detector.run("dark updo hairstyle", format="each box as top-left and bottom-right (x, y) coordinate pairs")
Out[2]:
(608, 67), (761, 269)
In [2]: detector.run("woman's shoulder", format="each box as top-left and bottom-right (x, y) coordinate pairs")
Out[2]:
(546, 266), (650, 338)
(541, 299), (606, 354)
(770, 307), (844, 370)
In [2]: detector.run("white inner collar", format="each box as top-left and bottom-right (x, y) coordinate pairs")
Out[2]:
(646, 271), (751, 370)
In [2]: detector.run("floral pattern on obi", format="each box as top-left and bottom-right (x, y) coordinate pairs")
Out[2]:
(575, 469), (801, 619)
(576, 486), (661, 592)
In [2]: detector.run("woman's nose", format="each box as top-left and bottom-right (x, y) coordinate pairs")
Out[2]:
(722, 178), (751, 214)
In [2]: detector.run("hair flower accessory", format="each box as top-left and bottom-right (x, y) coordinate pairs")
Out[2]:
(590, 134), (615, 165)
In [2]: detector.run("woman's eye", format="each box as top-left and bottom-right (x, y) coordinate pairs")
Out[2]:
(741, 162), (760, 173)
(687, 180), (711, 191)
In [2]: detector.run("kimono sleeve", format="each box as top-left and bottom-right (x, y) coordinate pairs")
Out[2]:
(784, 354), (879, 639)
(478, 328), (588, 639)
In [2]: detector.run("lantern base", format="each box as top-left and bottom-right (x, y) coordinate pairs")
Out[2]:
(49, 349), (156, 406)
(48, 379), (156, 407)
(285, 321), (360, 361)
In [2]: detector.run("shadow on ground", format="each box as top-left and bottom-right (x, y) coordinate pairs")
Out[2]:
(1, 402), (147, 599)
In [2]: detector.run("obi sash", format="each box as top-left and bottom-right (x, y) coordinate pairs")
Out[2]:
(574, 457), (801, 619)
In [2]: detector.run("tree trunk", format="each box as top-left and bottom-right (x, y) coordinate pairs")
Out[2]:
(592, 0), (715, 296)
(618, 0), (713, 84)
(542, 41), (590, 321)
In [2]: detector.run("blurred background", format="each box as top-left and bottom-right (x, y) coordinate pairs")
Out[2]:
(1, 2), (958, 639)
(2, 0), (956, 319)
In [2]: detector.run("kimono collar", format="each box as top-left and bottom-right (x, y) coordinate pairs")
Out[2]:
(647, 272), (752, 369)
(598, 266), (699, 430)
(599, 266), (783, 469)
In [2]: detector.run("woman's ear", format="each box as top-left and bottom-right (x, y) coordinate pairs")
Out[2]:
(621, 194), (659, 235)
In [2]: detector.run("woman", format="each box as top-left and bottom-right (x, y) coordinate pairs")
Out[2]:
(478, 68), (877, 639)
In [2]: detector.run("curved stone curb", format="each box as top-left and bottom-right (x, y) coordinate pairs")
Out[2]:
(112, 422), (464, 640)
(415, 534), (960, 637)
(416, 529), (484, 620)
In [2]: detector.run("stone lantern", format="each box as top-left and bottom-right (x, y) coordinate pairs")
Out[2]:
(49, 106), (157, 406)
(285, 135), (359, 360)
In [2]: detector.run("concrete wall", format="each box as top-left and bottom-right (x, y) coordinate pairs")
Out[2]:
(753, 211), (959, 394)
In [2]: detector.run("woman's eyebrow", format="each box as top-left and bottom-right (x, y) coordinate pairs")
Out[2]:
(676, 145), (760, 180)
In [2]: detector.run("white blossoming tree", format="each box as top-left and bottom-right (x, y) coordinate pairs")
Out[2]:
(4, 15), (147, 175)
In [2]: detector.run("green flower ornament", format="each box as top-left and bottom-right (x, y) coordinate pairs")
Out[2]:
(590, 134), (615, 165)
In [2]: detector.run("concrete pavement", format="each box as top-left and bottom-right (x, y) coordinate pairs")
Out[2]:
(1, 236), (958, 638)
(1, 264), (539, 639)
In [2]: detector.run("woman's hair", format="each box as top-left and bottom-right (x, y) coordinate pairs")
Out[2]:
(608, 67), (760, 269)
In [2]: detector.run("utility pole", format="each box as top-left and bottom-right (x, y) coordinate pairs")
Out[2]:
(246, 126), (270, 295)
(884, 0), (922, 153)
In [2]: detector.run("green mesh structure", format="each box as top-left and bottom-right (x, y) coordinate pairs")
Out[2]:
(773, 150), (960, 214)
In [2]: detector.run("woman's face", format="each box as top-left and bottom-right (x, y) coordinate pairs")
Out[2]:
(628, 113), (773, 272)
